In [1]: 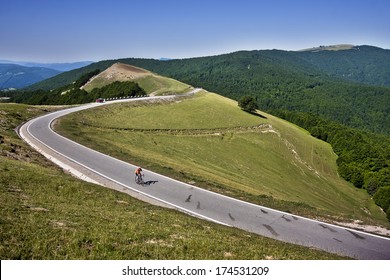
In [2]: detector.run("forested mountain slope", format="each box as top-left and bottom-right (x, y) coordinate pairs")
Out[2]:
(24, 45), (390, 134)
(296, 45), (390, 86)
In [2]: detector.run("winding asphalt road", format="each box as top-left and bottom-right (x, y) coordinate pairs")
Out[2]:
(19, 95), (390, 259)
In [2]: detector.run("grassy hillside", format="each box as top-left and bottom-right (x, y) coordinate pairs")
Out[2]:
(55, 91), (389, 227)
(299, 44), (355, 52)
(82, 63), (192, 95)
(0, 104), (346, 259)
(9, 63), (193, 105)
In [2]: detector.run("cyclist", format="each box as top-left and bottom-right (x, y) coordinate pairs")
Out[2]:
(135, 167), (144, 184)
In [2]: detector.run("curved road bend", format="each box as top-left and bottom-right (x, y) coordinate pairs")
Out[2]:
(19, 95), (390, 260)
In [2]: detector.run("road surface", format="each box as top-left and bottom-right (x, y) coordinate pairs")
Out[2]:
(18, 95), (390, 259)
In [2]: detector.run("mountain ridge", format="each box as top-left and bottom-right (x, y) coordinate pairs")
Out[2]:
(26, 44), (390, 90)
(0, 60), (93, 71)
(0, 64), (61, 90)
(298, 44), (355, 52)
(0, 60), (93, 89)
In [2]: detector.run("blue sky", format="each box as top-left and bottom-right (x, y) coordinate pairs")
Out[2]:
(1, 0), (389, 62)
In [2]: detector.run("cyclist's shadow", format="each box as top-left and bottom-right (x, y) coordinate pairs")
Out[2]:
(143, 180), (158, 186)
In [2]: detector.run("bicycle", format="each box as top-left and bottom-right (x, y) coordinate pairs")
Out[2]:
(135, 174), (144, 185)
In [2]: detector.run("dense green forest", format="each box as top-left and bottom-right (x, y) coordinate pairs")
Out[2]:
(25, 45), (390, 90)
(297, 45), (390, 87)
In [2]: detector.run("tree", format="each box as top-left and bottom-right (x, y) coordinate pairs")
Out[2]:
(365, 178), (380, 195)
(373, 186), (390, 215)
(238, 95), (258, 113)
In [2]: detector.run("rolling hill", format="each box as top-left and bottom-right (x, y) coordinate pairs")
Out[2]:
(82, 62), (192, 95)
(81, 63), (150, 91)
(24, 45), (390, 134)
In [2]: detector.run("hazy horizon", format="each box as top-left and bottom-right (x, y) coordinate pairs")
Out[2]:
(2, 44), (390, 65)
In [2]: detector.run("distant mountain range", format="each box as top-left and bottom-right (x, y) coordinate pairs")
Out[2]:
(0, 60), (93, 71)
(0, 60), (93, 89)
(0, 64), (61, 90)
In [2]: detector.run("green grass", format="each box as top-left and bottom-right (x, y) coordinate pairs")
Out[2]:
(87, 92), (264, 129)
(83, 65), (191, 96)
(56, 92), (389, 227)
(136, 75), (192, 95)
(0, 103), (346, 259)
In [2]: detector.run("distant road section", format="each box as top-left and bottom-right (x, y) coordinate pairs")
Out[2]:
(19, 94), (390, 260)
